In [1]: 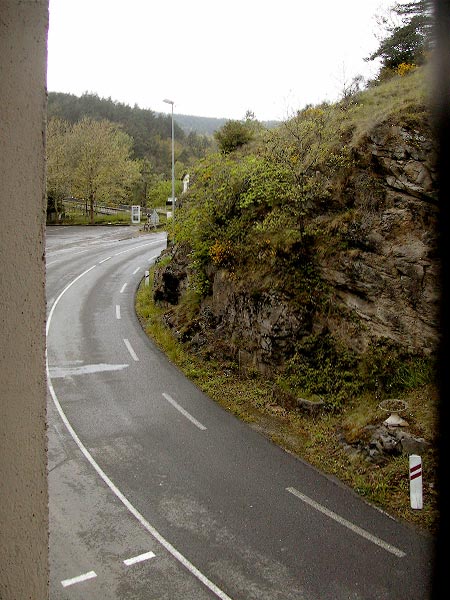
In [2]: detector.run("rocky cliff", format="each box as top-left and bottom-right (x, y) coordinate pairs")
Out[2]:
(153, 115), (439, 379)
(318, 122), (439, 355)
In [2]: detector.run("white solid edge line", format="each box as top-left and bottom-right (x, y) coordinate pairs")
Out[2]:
(286, 487), (406, 558)
(123, 551), (156, 566)
(46, 265), (97, 337)
(162, 393), (207, 431)
(116, 304), (121, 319)
(61, 571), (97, 587)
(123, 338), (139, 361)
(46, 264), (233, 600)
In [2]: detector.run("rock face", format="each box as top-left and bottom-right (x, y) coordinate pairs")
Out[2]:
(153, 121), (439, 372)
(209, 272), (312, 371)
(319, 123), (439, 356)
(339, 424), (431, 464)
(153, 243), (190, 305)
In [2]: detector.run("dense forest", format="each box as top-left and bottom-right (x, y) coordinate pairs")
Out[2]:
(47, 92), (213, 177)
(46, 92), (222, 217)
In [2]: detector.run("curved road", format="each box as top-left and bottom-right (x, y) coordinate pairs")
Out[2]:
(46, 226), (434, 599)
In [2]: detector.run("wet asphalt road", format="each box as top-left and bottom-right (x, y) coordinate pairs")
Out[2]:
(46, 226), (434, 599)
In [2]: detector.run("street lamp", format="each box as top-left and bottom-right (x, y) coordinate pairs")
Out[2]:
(163, 98), (175, 218)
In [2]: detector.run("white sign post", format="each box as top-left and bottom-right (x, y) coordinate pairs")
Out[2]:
(131, 205), (141, 224)
(409, 454), (423, 509)
(150, 209), (159, 228)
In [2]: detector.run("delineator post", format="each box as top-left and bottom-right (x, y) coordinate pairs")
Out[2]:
(409, 454), (423, 509)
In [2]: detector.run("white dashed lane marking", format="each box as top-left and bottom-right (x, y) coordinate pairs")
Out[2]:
(61, 571), (97, 588)
(48, 255), (233, 600)
(61, 551), (155, 587)
(162, 393), (207, 431)
(123, 551), (156, 566)
(123, 338), (139, 361)
(286, 487), (406, 558)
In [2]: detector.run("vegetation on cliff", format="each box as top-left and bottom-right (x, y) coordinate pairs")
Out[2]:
(167, 66), (436, 404)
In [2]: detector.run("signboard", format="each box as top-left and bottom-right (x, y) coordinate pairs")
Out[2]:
(131, 205), (141, 224)
(150, 209), (159, 227)
(166, 197), (177, 206)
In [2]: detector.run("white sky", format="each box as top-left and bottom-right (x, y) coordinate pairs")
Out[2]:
(47, 0), (395, 122)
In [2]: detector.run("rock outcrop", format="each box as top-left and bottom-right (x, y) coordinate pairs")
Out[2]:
(153, 120), (439, 373)
(338, 424), (431, 464)
(319, 123), (439, 355)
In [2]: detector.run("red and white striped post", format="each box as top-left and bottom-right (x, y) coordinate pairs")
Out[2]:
(409, 454), (423, 509)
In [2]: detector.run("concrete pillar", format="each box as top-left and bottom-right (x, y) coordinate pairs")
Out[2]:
(0, 2), (49, 598)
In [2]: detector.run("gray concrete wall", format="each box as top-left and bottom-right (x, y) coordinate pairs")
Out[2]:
(0, 1), (49, 598)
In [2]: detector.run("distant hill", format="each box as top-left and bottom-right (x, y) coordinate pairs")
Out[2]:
(171, 114), (228, 136)
(173, 113), (281, 136)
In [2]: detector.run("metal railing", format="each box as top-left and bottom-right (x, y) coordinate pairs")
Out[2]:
(63, 198), (132, 215)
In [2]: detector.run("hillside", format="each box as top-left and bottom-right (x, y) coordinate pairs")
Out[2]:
(137, 66), (440, 532)
(47, 92), (213, 175)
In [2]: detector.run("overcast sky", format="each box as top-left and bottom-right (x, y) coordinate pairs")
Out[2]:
(47, 0), (395, 122)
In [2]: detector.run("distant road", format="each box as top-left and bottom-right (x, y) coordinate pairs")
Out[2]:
(46, 226), (434, 599)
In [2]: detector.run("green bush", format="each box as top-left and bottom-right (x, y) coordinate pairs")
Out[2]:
(279, 335), (435, 411)
(280, 333), (362, 409)
(214, 119), (255, 154)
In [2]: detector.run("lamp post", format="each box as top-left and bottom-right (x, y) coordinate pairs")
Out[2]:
(163, 98), (175, 218)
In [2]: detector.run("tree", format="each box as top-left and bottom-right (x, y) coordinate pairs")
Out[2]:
(65, 117), (141, 223)
(214, 119), (255, 154)
(368, 1), (433, 72)
(47, 91), (213, 176)
(46, 117), (71, 220)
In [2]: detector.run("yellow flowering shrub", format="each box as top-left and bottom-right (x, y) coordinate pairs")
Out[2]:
(397, 63), (416, 77)
(209, 239), (234, 267)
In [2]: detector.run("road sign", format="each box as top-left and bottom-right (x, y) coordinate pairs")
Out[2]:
(131, 205), (141, 224)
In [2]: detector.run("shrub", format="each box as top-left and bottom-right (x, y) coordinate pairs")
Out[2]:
(209, 239), (235, 267)
(214, 120), (254, 154)
(397, 62), (417, 76)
